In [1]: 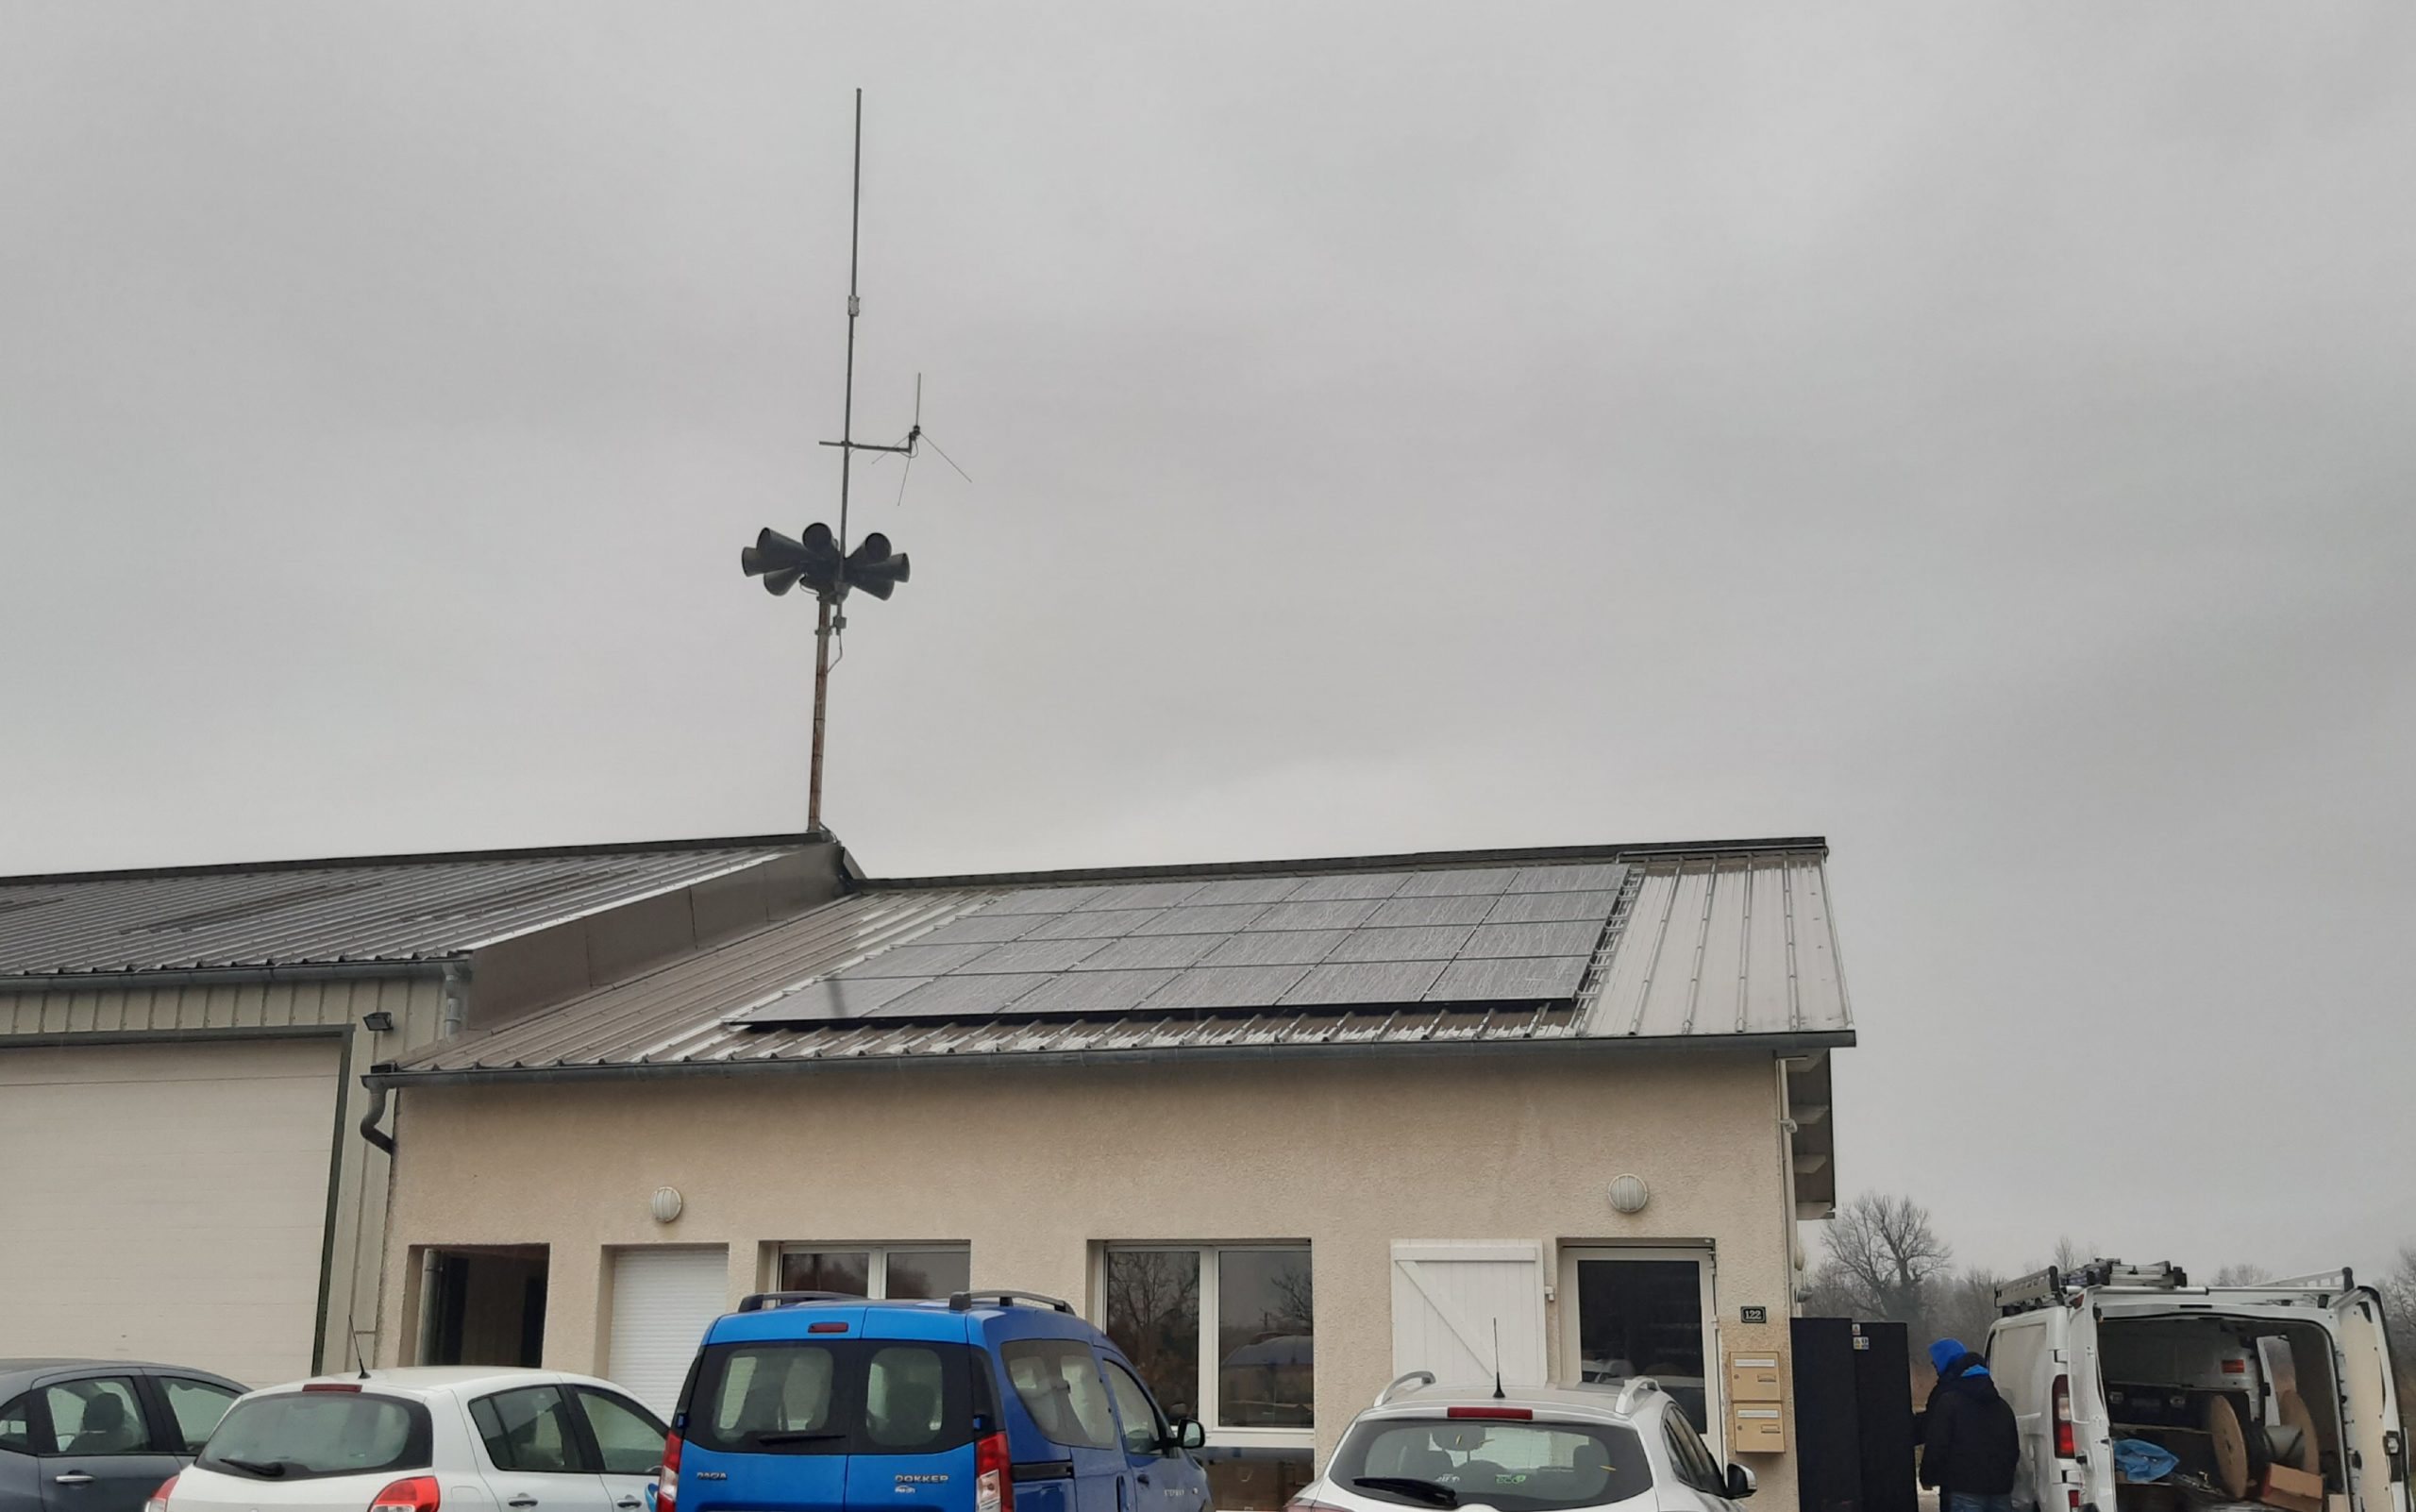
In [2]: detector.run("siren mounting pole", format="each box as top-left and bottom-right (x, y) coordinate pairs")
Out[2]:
(807, 88), (865, 835)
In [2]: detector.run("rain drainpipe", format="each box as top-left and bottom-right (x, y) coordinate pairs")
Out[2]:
(439, 962), (470, 1039)
(358, 1080), (395, 1156)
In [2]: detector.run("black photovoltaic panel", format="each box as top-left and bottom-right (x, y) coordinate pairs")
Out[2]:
(1004, 968), (1178, 1015)
(1197, 928), (1350, 968)
(868, 972), (1054, 1018)
(1367, 894), (1495, 928)
(1459, 920), (1605, 958)
(1393, 866), (1522, 898)
(1143, 963), (1313, 1010)
(1323, 924), (1475, 962)
(1246, 898), (1381, 932)
(1132, 902), (1276, 935)
(1482, 889), (1623, 925)
(1510, 863), (1627, 893)
(1080, 880), (1208, 911)
(742, 862), (1632, 1026)
(1427, 955), (1590, 1001)
(1280, 958), (1448, 1006)
(1183, 876), (1306, 906)
(959, 936), (1109, 974)
(1072, 933), (1222, 971)
(1018, 907), (1168, 941)
(1285, 870), (1417, 901)
(845, 941), (999, 978)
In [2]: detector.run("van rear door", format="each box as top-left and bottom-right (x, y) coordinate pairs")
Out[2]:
(2330, 1289), (2408, 1512)
(840, 1339), (983, 1512)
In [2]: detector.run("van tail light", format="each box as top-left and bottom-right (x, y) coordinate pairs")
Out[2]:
(367, 1477), (441, 1512)
(658, 1431), (683, 1512)
(975, 1431), (1013, 1512)
(2054, 1375), (2075, 1459)
(144, 1475), (179, 1512)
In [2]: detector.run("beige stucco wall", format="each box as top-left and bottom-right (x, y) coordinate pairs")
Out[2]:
(379, 1046), (1810, 1508)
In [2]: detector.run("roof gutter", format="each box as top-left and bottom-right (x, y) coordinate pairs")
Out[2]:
(0, 960), (457, 994)
(364, 1027), (1856, 1090)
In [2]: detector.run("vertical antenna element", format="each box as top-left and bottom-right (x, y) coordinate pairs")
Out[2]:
(1492, 1318), (1505, 1400)
(734, 87), (919, 837)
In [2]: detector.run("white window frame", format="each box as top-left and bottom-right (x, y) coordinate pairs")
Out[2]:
(1556, 1243), (1721, 1459)
(1095, 1242), (1314, 1453)
(771, 1243), (971, 1300)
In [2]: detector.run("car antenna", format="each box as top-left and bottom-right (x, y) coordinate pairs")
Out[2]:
(1492, 1319), (1506, 1401)
(350, 1326), (374, 1380)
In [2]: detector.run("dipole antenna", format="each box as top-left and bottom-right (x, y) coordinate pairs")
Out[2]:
(737, 88), (926, 834)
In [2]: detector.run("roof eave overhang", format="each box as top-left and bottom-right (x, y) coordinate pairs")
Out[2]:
(367, 1026), (1856, 1089)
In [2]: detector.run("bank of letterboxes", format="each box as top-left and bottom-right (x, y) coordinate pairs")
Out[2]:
(1727, 1351), (1788, 1453)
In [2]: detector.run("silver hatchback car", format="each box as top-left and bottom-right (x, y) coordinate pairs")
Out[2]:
(1288, 1375), (1754, 1512)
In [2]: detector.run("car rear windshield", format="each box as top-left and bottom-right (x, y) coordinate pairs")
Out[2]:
(198, 1392), (432, 1481)
(1327, 1416), (1654, 1512)
(680, 1341), (987, 1456)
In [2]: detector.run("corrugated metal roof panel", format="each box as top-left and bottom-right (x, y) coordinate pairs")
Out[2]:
(0, 839), (804, 976)
(394, 847), (1850, 1077)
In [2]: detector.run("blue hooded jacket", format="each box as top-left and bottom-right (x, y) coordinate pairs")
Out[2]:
(1921, 1338), (2017, 1494)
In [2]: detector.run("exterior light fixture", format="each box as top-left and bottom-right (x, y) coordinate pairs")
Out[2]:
(1608, 1173), (1651, 1214)
(361, 1010), (396, 1033)
(649, 1186), (684, 1224)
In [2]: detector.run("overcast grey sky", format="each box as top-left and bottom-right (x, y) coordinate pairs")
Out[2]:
(5, 4), (2413, 1278)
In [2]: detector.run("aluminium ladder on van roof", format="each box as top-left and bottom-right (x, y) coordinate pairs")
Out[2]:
(1995, 1260), (2360, 1317)
(1995, 1259), (2191, 1315)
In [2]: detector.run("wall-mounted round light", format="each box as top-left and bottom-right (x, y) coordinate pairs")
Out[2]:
(1608, 1174), (1651, 1214)
(649, 1186), (683, 1224)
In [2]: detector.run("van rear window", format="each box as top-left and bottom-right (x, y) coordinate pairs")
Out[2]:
(681, 1342), (983, 1456)
(199, 1392), (431, 1481)
(1327, 1418), (1653, 1512)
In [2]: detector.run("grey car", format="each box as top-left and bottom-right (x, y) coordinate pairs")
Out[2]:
(0, 1362), (248, 1512)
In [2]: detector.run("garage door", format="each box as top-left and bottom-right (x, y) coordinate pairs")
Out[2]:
(0, 1038), (341, 1387)
(608, 1247), (729, 1414)
(1391, 1242), (1549, 1387)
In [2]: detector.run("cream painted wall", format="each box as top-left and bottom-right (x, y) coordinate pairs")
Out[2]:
(379, 1048), (1809, 1509)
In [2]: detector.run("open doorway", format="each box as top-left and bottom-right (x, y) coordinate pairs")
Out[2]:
(417, 1246), (548, 1367)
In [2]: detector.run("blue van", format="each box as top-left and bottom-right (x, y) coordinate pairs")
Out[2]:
(662, 1291), (1212, 1512)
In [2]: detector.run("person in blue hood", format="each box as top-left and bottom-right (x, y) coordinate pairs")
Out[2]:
(1921, 1338), (2021, 1512)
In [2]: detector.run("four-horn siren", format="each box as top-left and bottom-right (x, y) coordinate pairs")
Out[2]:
(741, 523), (911, 603)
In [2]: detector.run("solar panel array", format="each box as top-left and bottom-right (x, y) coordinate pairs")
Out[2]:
(735, 862), (1629, 1026)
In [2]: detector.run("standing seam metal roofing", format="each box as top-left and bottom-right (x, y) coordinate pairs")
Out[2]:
(394, 842), (1852, 1079)
(0, 836), (810, 976)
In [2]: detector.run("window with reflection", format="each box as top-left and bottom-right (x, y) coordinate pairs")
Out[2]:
(1101, 1245), (1311, 1438)
(777, 1246), (968, 1300)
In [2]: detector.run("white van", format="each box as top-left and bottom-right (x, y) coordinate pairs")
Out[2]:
(1986, 1261), (2406, 1512)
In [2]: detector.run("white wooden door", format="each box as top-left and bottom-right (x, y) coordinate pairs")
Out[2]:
(607, 1247), (729, 1414)
(1390, 1242), (1548, 1388)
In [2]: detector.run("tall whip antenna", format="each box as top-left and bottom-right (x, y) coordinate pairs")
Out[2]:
(737, 88), (935, 833)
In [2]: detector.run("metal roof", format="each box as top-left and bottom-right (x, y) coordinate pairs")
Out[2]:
(0, 835), (808, 977)
(390, 840), (1852, 1081)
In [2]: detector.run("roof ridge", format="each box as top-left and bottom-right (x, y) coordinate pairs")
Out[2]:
(0, 832), (828, 888)
(862, 835), (1827, 891)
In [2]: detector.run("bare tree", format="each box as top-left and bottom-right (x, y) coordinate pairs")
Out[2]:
(1927, 1268), (2003, 1355)
(2210, 1263), (2274, 1286)
(2051, 1236), (2099, 1273)
(1823, 1192), (1955, 1326)
(2380, 1245), (2416, 1397)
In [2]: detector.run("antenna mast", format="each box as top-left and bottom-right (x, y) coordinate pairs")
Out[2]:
(738, 89), (922, 835)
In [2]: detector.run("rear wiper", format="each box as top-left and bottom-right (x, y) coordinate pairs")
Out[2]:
(751, 1431), (848, 1446)
(219, 1459), (291, 1479)
(1353, 1478), (1459, 1508)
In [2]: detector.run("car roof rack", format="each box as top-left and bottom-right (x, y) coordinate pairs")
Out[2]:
(1375, 1370), (1436, 1407)
(737, 1290), (864, 1312)
(1612, 1377), (1663, 1416)
(948, 1289), (1075, 1315)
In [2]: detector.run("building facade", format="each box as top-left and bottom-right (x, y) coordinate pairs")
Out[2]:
(366, 839), (1851, 1512)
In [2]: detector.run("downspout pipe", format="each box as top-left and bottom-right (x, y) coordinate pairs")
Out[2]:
(358, 1078), (396, 1156)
